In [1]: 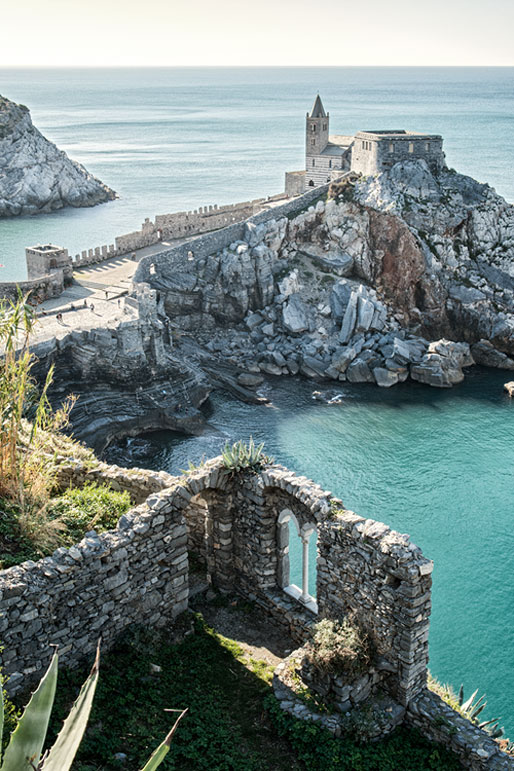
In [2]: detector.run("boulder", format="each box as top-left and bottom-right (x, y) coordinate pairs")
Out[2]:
(282, 294), (309, 334)
(331, 345), (358, 373)
(471, 340), (514, 370)
(410, 340), (473, 387)
(339, 292), (359, 343)
(330, 280), (353, 319)
(346, 353), (375, 383)
(237, 373), (264, 387)
(373, 367), (399, 388)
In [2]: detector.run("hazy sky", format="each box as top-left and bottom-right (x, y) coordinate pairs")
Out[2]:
(2, 0), (513, 67)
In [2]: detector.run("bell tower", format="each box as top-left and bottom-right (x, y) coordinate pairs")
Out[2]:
(306, 94), (329, 157)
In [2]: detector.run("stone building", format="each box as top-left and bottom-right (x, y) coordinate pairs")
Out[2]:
(25, 243), (73, 283)
(285, 96), (445, 194)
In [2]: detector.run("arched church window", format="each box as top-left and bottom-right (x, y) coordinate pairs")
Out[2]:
(312, 159), (315, 167)
(276, 509), (318, 613)
(323, 123), (327, 130)
(311, 124), (316, 132)
(329, 160), (332, 168)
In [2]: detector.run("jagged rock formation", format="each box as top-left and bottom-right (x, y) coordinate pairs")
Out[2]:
(133, 159), (514, 390)
(0, 95), (115, 217)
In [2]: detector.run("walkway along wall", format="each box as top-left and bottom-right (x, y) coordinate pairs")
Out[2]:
(1, 457), (510, 768)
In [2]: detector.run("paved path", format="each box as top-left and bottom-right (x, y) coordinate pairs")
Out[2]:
(31, 237), (190, 344)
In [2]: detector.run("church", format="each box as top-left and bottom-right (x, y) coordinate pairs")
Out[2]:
(285, 95), (445, 195)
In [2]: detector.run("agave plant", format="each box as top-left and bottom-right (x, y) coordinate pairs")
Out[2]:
(221, 437), (272, 472)
(457, 685), (504, 739)
(0, 644), (187, 770)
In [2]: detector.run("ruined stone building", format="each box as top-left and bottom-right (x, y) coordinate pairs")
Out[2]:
(285, 95), (445, 194)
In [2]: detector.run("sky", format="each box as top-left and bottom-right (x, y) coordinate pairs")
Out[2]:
(2, 0), (513, 67)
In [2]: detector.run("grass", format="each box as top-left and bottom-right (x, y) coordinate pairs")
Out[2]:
(18, 615), (463, 771)
(0, 482), (132, 568)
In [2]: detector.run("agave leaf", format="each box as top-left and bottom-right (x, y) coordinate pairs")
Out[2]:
(460, 688), (479, 713)
(471, 702), (486, 720)
(458, 684), (464, 706)
(139, 709), (188, 771)
(41, 643), (100, 771)
(479, 717), (500, 729)
(490, 727), (504, 739)
(1, 653), (58, 771)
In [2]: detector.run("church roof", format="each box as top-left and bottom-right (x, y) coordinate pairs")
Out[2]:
(309, 95), (327, 118)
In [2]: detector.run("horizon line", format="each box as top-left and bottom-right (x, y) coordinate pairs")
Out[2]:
(1, 64), (514, 69)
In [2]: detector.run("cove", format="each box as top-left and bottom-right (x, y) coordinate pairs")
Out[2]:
(105, 366), (514, 735)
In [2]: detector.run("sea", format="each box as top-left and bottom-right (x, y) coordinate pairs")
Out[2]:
(2, 66), (514, 734)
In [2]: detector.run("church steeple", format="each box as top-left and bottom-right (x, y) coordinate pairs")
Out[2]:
(306, 94), (329, 157)
(309, 94), (327, 119)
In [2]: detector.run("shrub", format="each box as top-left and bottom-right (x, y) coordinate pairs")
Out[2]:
(304, 618), (372, 677)
(47, 482), (132, 545)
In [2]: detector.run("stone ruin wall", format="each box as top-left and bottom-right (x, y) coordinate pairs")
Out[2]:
(0, 457), (511, 769)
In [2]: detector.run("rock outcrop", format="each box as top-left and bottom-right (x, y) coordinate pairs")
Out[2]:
(0, 95), (115, 217)
(131, 160), (514, 391)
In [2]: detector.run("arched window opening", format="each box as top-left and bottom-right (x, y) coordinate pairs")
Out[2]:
(277, 509), (317, 613)
(308, 180), (315, 187)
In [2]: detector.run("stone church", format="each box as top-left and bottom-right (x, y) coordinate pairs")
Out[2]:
(285, 95), (445, 195)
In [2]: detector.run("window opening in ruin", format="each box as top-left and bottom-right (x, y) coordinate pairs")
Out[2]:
(409, 142), (414, 153)
(277, 509), (318, 614)
(329, 160), (332, 168)
(308, 180), (315, 187)
(312, 159), (315, 166)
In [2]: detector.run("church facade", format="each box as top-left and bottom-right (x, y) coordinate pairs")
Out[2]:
(285, 96), (445, 195)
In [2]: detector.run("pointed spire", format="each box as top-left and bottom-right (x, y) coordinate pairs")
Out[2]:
(310, 94), (326, 119)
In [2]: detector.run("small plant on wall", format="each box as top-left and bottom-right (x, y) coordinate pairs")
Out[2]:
(304, 617), (372, 678)
(221, 437), (273, 474)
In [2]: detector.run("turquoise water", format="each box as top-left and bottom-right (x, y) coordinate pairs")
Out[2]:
(105, 368), (514, 734)
(1, 67), (513, 279)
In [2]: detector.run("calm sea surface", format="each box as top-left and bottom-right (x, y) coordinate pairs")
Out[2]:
(2, 68), (514, 733)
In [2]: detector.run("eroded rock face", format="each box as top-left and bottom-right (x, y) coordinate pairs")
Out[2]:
(0, 95), (115, 217)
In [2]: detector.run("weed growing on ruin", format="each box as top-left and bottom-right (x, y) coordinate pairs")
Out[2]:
(221, 437), (273, 473)
(0, 482), (131, 568)
(304, 618), (372, 677)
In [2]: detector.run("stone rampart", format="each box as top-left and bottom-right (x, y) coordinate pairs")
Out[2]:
(70, 196), (287, 271)
(0, 272), (65, 304)
(133, 183), (331, 285)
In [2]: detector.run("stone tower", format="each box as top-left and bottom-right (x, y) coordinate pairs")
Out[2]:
(306, 95), (329, 158)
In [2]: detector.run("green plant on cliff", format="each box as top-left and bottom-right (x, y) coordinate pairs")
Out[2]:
(221, 437), (273, 473)
(0, 295), (75, 533)
(1, 644), (186, 771)
(304, 618), (372, 677)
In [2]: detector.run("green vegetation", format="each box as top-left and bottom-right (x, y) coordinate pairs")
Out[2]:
(221, 437), (273, 473)
(0, 482), (132, 568)
(0, 616), (456, 770)
(304, 618), (372, 678)
(1, 644), (184, 771)
(428, 673), (506, 740)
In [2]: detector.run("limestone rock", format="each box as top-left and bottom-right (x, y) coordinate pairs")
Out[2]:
(282, 294), (309, 334)
(0, 94), (115, 217)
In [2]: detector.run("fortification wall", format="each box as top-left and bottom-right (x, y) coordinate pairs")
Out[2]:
(70, 196), (286, 271)
(0, 271), (65, 304)
(133, 183), (331, 285)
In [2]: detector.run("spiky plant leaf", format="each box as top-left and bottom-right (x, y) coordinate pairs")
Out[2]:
(460, 688), (479, 714)
(41, 644), (100, 771)
(458, 684), (464, 706)
(1, 653), (58, 771)
(139, 709), (188, 771)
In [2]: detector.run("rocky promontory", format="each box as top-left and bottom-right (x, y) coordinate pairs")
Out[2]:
(0, 95), (116, 217)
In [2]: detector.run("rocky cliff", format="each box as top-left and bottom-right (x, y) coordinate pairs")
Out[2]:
(132, 160), (514, 390)
(0, 95), (115, 217)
